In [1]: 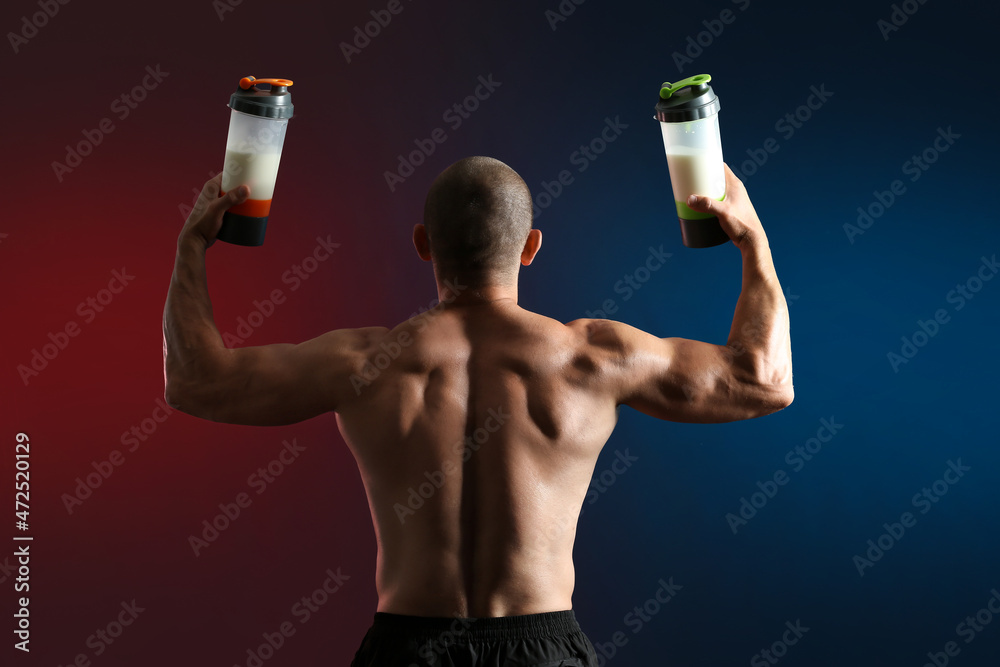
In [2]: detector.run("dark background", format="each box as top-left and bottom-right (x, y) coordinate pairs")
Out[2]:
(3, 0), (999, 664)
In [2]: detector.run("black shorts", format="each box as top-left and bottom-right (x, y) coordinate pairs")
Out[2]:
(350, 609), (599, 666)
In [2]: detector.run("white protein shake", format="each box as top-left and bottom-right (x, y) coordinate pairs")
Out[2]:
(664, 146), (725, 205)
(221, 149), (282, 200)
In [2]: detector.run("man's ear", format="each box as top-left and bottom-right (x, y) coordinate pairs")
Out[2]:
(521, 229), (542, 266)
(413, 223), (432, 262)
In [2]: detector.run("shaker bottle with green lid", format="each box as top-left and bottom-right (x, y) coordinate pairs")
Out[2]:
(655, 74), (728, 248)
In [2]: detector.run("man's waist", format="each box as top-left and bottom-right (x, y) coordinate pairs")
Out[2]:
(366, 609), (582, 642)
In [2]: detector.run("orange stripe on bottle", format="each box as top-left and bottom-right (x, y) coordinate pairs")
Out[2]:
(220, 190), (272, 218)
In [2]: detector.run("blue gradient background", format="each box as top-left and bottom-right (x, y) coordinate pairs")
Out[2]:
(3, 0), (999, 665)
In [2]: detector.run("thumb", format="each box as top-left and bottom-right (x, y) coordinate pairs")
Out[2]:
(225, 184), (250, 207)
(214, 183), (250, 212)
(686, 193), (717, 214)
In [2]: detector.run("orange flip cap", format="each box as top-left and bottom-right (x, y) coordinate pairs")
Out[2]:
(239, 76), (294, 90)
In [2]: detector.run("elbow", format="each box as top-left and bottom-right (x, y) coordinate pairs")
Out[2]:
(756, 380), (794, 417)
(733, 376), (793, 420)
(163, 378), (193, 416)
(163, 381), (184, 413)
(163, 349), (228, 420)
(163, 352), (191, 414)
(163, 358), (190, 413)
(774, 383), (794, 411)
(773, 358), (795, 411)
(738, 351), (793, 416)
(163, 374), (213, 419)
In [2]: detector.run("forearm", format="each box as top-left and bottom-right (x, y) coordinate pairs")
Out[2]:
(726, 235), (793, 389)
(162, 237), (226, 397)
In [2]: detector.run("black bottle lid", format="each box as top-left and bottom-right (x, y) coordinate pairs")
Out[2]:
(229, 76), (294, 119)
(654, 74), (720, 123)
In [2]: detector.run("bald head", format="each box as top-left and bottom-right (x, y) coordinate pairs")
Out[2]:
(422, 156), (534, 287)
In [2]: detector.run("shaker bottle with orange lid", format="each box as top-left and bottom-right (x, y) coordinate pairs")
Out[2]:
(217, 76), (294, 247)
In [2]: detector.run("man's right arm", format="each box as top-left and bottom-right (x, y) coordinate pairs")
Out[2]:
(575, 164), (793, 423)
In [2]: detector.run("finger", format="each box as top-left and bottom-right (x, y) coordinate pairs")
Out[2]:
(686, 193), (721, 214)
(211, 183), (250, 213)
(198, 173), (224, 200)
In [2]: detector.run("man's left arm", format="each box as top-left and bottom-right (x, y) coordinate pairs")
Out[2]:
(162, 174), (385, 426)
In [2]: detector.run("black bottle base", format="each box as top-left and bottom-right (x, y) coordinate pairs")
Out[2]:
(217, 212), (268, 247)
(679, 216), (729, 248)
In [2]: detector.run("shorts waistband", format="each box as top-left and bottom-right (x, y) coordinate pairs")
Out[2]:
(369, 609), (582, 642)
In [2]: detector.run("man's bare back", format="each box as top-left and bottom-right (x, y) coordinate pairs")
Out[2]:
(163, 155), (792, 661)
(335, 300), (621, 617)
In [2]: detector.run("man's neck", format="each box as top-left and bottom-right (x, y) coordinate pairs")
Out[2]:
(435, 276), (518, 308)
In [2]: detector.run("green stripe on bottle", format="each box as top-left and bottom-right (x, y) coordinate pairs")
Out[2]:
(674, 193), (726, 220)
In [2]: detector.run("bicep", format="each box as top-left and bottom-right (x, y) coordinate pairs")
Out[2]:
(173, 327), (386, 426)
(618, 333), (746, 423)
(585, 320), (779, 423)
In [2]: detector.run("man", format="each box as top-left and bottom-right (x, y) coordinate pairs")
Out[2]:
(163, 156), (793, 665)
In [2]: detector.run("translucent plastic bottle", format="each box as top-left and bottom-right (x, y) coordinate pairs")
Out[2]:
(655, 74), (728, 248)
(217, 76), (294, 247)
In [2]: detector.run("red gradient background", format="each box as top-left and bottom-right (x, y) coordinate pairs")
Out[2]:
(2, 2), (444, 664)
